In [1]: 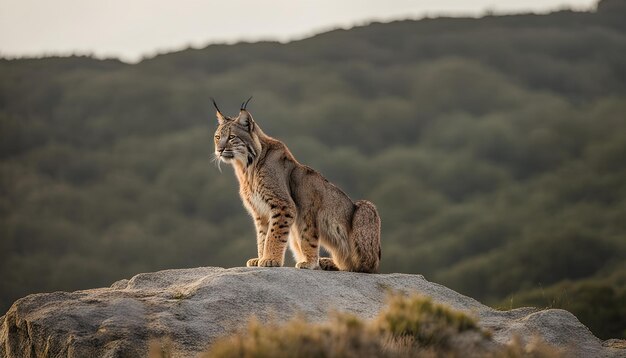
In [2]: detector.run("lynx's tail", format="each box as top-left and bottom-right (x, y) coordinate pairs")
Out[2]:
(349, 200), (381, 273)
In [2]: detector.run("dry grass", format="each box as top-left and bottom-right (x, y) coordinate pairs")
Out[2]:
(148, 338), (174, 358)
(196, 293), (564, 358)
(494, 336), (566, 358)
(374, 292), (485, 347)
(203, 314), (393, 358)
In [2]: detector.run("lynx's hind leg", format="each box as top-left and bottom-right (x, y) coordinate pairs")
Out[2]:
(348, 200), (381, 273)
(319, 257), (339, 271)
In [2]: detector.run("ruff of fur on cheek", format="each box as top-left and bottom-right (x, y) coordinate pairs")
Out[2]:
(245, 144), (256, 166)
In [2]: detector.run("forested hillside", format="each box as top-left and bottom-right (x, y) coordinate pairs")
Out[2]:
(1, 0), (625, 339)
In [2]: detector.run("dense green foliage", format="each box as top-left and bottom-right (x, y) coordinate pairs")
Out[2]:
(499, 265), (626, 340)
(1, 0), (625, 339)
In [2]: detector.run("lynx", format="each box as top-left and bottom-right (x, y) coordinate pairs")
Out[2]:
(212, 98), (381, 273)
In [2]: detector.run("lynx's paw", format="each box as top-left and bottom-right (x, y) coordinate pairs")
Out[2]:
(295, 261), (320, 270)
(246, 258), (260, 267)
(258, 258), (282, 267)
(319, 257), (339, 271)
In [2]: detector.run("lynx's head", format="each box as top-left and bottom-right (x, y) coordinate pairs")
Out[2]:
(212, 97), (259, 168)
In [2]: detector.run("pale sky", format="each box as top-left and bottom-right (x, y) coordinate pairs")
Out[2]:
(0, 0), (597, 63)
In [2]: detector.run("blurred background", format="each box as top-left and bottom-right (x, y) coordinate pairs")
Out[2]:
(1, 0), (625, 340)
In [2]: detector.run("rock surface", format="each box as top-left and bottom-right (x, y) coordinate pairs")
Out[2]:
(0, 266), (623, 357)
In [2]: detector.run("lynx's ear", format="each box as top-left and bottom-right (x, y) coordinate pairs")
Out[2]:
(236, 96), (254, 131)
(236, 110), (254, 131)
(211, 98), (228, 124)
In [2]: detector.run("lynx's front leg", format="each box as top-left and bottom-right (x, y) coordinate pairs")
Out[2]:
(246, 215), (268, 267)
(258, 201), (295, 267)
(293, 215), (321, 269)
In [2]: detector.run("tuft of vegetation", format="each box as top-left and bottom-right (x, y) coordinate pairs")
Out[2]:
(375, 293), (484, 347)
(204, 315), (391, 358)
(198, 293), (562, 358)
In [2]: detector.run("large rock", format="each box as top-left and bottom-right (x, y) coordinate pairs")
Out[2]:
(0, 267), (623, 357)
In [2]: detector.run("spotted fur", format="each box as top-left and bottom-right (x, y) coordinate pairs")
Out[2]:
(213, 103), (381, 273)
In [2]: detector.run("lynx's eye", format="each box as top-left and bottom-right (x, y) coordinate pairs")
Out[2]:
(228, 135), (236, 140)
(214, 134), (220, 140)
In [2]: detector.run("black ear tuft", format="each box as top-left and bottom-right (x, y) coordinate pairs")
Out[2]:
(241, 96), (253, 110)
(212, 97), (228, 124)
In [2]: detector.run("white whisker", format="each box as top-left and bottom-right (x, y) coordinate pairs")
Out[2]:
(211, 153), (223, 173)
